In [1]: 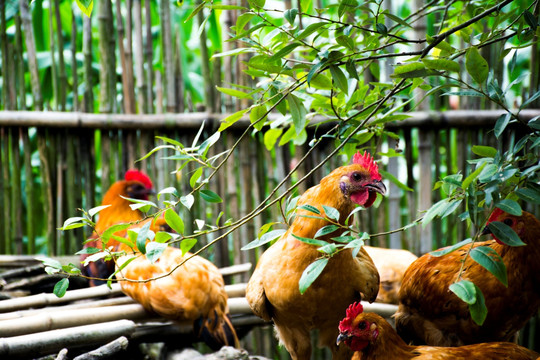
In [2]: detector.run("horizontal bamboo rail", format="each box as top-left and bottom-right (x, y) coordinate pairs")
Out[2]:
(0, 110), (538, 129)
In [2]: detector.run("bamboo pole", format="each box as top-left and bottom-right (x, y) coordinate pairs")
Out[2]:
(71, 7), (78, 111)
(72, 336), (129, 360)
(133, 0), (148, 113)
(0, 0), (7, 108)
(15, 14), (25, 109)
(115, 0), (137, 114)
(0, 320), (137, 358)
(160, 0), (176, 112)
(48, 0), (59, 110)
(98, 0), (117, 114)
(53, 0), (67, 110)
(11, 128), (23, 254)
(197, 0), (216, 113)
(82, 15), (93, 112)
(144, 0), (154, 112)
(1, 128), (11, 254)
(19, 0), (43, 110)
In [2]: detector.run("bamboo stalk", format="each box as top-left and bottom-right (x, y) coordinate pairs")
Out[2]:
(197, 0), (215, 113)
(144, 0), (154, 112)
(98, 0), (117, 114)
(48, 0), (59, 111)
(82, 15), (93, 112)
(418, 130), (433, 253)
(15, 14), (26, 109)
(71, 7), (78, 111)
(1, 0), (7, 108)
(133, 0), (148, 113)
(115, 0), (137, 114)
(53, 0), (67, 110)
(160, 0), (176, 112)
(1, 128), (10, 254)
(10, 128), (23, 254)
(174, 25), (185, 113)
(0, 320), (137, 358)
(19, 0), (43, 110)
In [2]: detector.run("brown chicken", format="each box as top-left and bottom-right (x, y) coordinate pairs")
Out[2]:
(246, 151), (386, 360)
(81, 170), (154, 286)
(337, 302), (540, 360)
(363, 246), (417, 304)
(395, 209), (540, 346)
(116, 216), (239, 350)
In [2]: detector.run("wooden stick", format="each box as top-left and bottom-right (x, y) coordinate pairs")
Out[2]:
(0, 320), (137, 358)
(73, 336), (129, 360)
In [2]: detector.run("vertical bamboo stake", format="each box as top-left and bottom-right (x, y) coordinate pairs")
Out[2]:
(133, 0), (148, 113)
(98, 0), (117, 113)
(56, 138), (65, 254)
(19, 0), (43, 110)
(82, 15), (94, 112)
(48, 0), (59, 110)
(160, 0), (176, 112)
(197, 0), (215, 113)
(387, 136), (402, 249)
(144, 0), (154, 112)
(53, 0), (67, 110)
(71, 8), (79, 111)
(221, 2), (234, 113)
(38, 130), (55, 255)
(227, 134), (242, 273)
(175, 26), (184, 113)
(530, 4), (540, 107)
(115, 0), (137, 114)
(1, 0), (7, 108)
(15, 15), (25, 109)
(433, 130), (442, 249)
(1, 129), (11, 253)
(155, 70), (163, 113)
(10, 129), (23, 254)
(22, 129), (35, 253)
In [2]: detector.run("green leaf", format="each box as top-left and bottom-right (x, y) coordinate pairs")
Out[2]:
(216, 86), (252, 99)
(60, 217), (89, 231)
(524, 10), (538, 30)
(146, 242), (168, 263)
(250, 104), (268, 131)
(319, 243), (338, 254)
(422, 199), (450, 228)
(75, 247), (101, 255)
(465, 47), (489, 85)
(515, 187), (540, 205)
(472, 145), (497, 158)
(470, 246), (508, 287)
(248, 0), (265, 9)
(270, 43), (302, 63)
(155, 231), (172, 243)
(487, 221), (526, 246)
(329, 65), (349, 93)
(392, 62), (437, 79)
(314, 225), (340, 238)
(469, 285), (487, 325)
(442, 90), (484, 97)
(164, 209), (185, 235)
(181, 194), (195, 210)
(180, 239), (198, 256)
(242, 229), (286, 250)
(292, 234), (328, 247)
(218, 109), (248, 131)
(190, 168), (204, 188)
(37, 256), (62, 270)
(296, 22), (326, 40)
(299, 258), (329, 294)
(284, 8), (298, 24)
(101, 223), (132, 244)
(136, 220), (152, 254)
(494, 113), (511, 138)
(384, 11), (412, 28)
(198, 132), (221, 157)
(462, 162), (486, 190)
(520, 89), (540, 110)
(200, 189), (223, 203)
(495, 199), (522, 216)
(298, 204), (321, 215)
(53, 278), (70, 298)
(158, 187), (178, 201)
(287, 94), (307, 135)
(185, 0), (206, 23)
(422, 58), (460, 73)
(89, 205), (111, 218)
(75, 0), (93, 17)
(263, 128), (283, 151)
(322, 205), (340, 222)
(430, 238), (473, 257)
(478, 163), (498, 182)
(449, 280), (476, 305)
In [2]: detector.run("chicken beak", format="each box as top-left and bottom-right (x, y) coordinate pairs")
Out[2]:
(336, 332), (351, 346)
(366, 180), (386, 196)
(481, 225), (491, 236)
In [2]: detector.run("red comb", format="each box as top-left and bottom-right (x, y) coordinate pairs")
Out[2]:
(125, 169), (153, 189)
(487, 208), (505, 223)
(352, 151), (382, 181)
(339, 302), (364, 331)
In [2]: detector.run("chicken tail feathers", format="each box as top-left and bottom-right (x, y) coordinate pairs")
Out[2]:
(194, 312), (240, 350)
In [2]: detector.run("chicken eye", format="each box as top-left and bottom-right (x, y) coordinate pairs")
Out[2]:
(357, 321), (367, 330)
(503, 218), (514, 226)
(352, 172), (363, 182)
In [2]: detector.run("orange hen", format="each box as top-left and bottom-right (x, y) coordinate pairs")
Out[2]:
(246, 152), (385, 360)
(117, 216), (239, 350)
(81, 170), (154, 286)
(395, 209), (540, 346)
(337, 302), (540, 360)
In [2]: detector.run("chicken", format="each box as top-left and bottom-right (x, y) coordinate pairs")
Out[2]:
(363, 246), (417, 304)
(80, 169), (154, 286)
(116, 216), (239, 350)
(246, 151), (386, 360)
(395, 209), (540, 346)
(337, 302), (540, 360)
